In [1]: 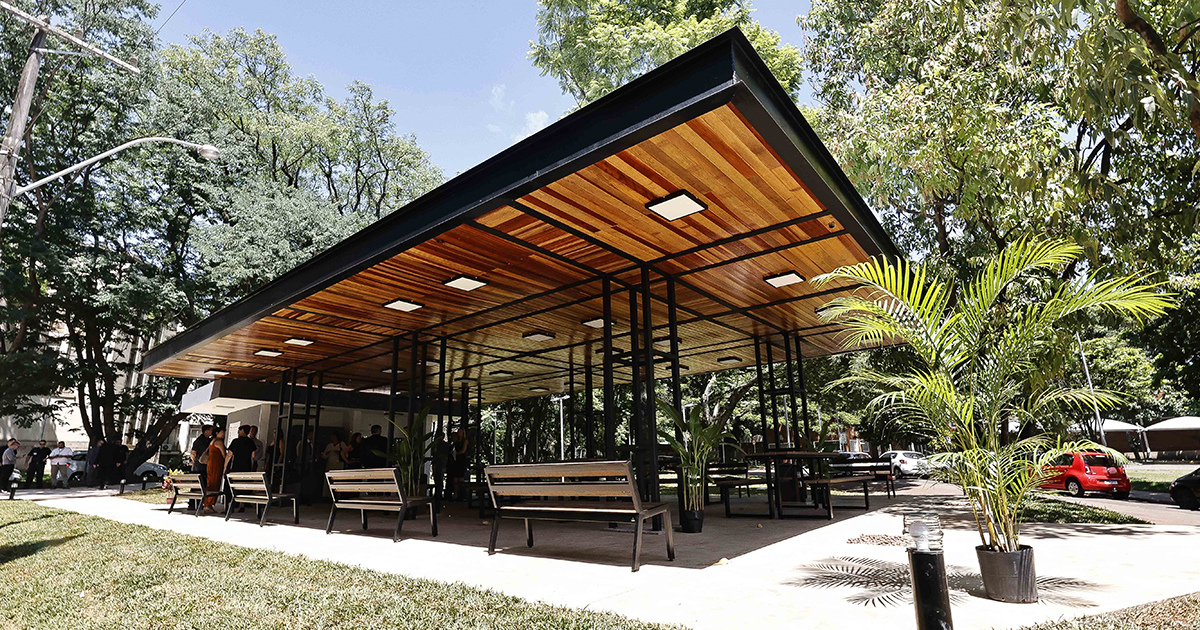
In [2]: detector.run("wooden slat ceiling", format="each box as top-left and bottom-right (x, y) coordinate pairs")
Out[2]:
(146, 103), (882, 403)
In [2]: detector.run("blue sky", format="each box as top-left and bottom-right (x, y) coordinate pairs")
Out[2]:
(156, 1), (811, 176)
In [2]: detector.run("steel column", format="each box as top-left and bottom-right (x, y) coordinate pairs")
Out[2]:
(640, 267), (659, 512)
(753, 337), (775, 518)
(602, 277), (616, 459)
(667, 275), (684, 520)
(628, 284), (642, 465)
(783, 332), (801, 448)
(568, 351), (576, 458)
(407, 331), (419, 438)
(794, 334), (811, 439)
(584, 343), (595, 458)
(388, 337), (400, 444)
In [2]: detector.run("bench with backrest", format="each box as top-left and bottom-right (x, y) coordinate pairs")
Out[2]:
(325, 468), (436, 542)
(167, 473), (223, 517)
(809, 457), (897, 519)
(224, 471), (299, 526)
(484, 460), (675, 572)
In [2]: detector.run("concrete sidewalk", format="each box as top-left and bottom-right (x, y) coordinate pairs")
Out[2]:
(21, 482), (1200, 630)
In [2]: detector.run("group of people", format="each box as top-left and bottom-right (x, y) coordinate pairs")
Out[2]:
(188, 423), (267, 513)
(1, 436), (126, 490)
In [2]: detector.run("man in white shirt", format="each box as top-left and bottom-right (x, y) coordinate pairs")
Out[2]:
(48, 441), (74, 489)
(0, 439), (18, 490)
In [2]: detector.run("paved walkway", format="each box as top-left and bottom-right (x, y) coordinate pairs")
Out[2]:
(19, 481), (1200, 630)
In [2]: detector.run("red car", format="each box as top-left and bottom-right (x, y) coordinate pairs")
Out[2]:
(1040, 452), (1130, 499)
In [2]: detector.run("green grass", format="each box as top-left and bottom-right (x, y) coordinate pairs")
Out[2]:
(1019, 591), (1200, 629)
(0, 501), (681, 630)
(118, 487), (175, 504)
(1130, 480), (1171, 493)
(1021, 495), (1148, 524)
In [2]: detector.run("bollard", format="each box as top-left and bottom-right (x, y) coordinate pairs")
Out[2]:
(904, 513), (953, 630)
(7, 479), (16, 500)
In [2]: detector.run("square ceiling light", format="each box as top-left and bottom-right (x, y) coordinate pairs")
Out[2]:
(581, 317), (605, 329)
(530, 386), (549, 393)
(384, 298), (423, 312)
(323, 382), (344, 388)
(764, 271), (806, 288)
(284, 338), (314, 346)
(381, 367), (406, 374)
(444, 275), (487, 291)
(646, 190), (707, 221)
(205, 369), (230, 377)
(717, 356), (742, 365)
(653, 336), (681, 348)
(254, 348), (283, 358)
(490, 370), (514, 377)
(523, 331), (556, 342)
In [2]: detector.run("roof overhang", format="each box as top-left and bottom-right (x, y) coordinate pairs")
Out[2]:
(142, 28), (898, 404)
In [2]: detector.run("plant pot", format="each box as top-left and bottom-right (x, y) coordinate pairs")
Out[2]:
(976, 545), (1037, 603)
(680, 509), (704, 533)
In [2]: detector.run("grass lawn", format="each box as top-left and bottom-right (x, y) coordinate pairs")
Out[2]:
(1019, 591), (1200, 629)
(0, 500), (679, 630)
(1022, 495), (1148, 524)
(1130, 480), (1171, 493)
(118, 487), (175, 504)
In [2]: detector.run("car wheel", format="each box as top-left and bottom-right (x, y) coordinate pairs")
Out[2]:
(1173, 490), (1199, 511)
(69, 472), (83, 483)
(1066, 478), (1084, 497)
(1112, 491), (1129, 500)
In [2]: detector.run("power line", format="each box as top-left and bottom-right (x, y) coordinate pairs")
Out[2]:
(155, 0), (187, 35)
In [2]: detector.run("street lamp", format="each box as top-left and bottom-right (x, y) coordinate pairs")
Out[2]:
(0, 136), (220, 236)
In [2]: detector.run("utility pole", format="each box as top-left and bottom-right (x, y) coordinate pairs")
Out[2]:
(1076, 332), (1108, 447)
(0, 2), (139, 231)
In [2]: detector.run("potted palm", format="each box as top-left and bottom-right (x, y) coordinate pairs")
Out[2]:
(376, 408), (439, 516)
(656, 398), (736, 533)
(812, 237), (1172, 602)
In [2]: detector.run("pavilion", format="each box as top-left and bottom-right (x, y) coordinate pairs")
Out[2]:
(142, 28), (899, 508)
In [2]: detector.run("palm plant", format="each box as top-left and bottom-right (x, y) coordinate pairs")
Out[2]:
(656, 398), (736, 512)
(374, 407), (438, 497)
(812, 237), (1172, 552)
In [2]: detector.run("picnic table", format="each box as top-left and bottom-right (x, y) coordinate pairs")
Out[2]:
(741, 451), (840, 519)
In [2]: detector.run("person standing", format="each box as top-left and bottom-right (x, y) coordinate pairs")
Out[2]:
(322, 433), (346, 471)
(84, 437), (103, 487)
(345, 432), (364, 469)
(446, 428), (469, 501)
(228, 426), (257, 473)
(248, 425), (264, 472)
(1, 439), (19, 491)
(202, 427), (228, 513)
(189, 425), (213, 475)
(362, 425), (388, 468)
(95, 437), (116, 490)
(23, 439), (51, 489)
(48, 441), (73, 489)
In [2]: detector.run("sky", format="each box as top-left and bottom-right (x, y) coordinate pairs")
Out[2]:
(155, 1), (813, 177)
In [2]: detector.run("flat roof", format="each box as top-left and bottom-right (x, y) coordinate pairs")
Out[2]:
(142, 28), (898, 404)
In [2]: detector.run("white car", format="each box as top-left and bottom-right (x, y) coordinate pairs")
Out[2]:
(67, 452), (168, 484)
(881, 450), (931, 477)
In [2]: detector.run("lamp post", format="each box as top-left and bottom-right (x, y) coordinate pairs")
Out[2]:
(552, 394), (569, 461)
(0, 137), (219, 239)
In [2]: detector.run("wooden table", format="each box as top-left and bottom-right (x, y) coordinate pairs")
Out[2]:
(742, 451), (840, 519)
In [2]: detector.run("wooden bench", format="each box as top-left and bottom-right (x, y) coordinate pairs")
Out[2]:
(167, 473), (223, 517)
(810, 457), (897, 519)
(324, 468), (436, 542)
(224, 471), (299, 526)
(484, 460), (675, 572)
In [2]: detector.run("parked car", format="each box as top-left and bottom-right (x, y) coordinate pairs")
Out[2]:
(880, 450), (930, 477)
(1168, 467), (1200, 510)
(1039, 452), (1130, 499)
(67, 452), (168, 485)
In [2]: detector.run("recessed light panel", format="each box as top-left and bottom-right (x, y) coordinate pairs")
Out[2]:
(205, 369), (230, 377)
(444, 275), (487, 291)
(530, 387), (549, 393)
(384, 298), (424, 312)
(764, 271), (806, 288)
(646, 190), (707, 221)
(581, 317), (605, 329)
(254, 349), (283, 358)
(490, 370), (514, 377)
(284, 338), (314, 346)
(323, 383), (344, 388)
(523, 331), (555, 342)
(717, 356), (742, 365)
(381, 368), (406, 374)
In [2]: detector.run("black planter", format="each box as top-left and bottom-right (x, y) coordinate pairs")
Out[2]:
(680, 509), (704, 533)
(976, 545), (1037, 603)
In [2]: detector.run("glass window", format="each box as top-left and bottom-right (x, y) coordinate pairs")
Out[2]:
(1083, 454), (1115, 467)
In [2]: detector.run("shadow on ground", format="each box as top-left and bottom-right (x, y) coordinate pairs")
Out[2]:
(0, 534), (84, 565)
(788, 555), (1100, 608)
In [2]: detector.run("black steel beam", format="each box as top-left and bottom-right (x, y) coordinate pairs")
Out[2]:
(603, 277), (616, 458)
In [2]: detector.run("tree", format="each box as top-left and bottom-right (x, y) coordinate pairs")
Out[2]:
(1063, 330), (1194, 426)
(813, 237), (1173, 551)
(530, 0), (803, 107)
(1140, 274), (1200, 404)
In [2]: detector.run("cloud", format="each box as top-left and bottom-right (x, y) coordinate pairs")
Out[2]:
(486, 123), (503, 134)
(489, 84), (512, 112)
(513, 110), (549, 141)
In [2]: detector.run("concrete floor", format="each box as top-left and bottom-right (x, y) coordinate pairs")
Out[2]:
(22, 481), (1200, 630)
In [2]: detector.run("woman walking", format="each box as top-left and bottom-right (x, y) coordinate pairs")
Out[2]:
(202, 427), (227, 513)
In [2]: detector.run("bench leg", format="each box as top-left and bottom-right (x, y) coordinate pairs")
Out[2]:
(488, 516), (500, 555)
(168, 492), (177, 515)
(825, 487), (833, 520)
(429, 503), (438, 537)
(259, 502), (270, 527)
(663, 511), (675, 561)
(863, 481), (870, 510)
(722, 487), (731, 518)
(393, 510), (404, 543)
(362, 510), (369, 530)
(225, 499), (235, 521)
(325, 505), (338, 534)
(632, 516), (645, 572)
(525, 519), (533, 548)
